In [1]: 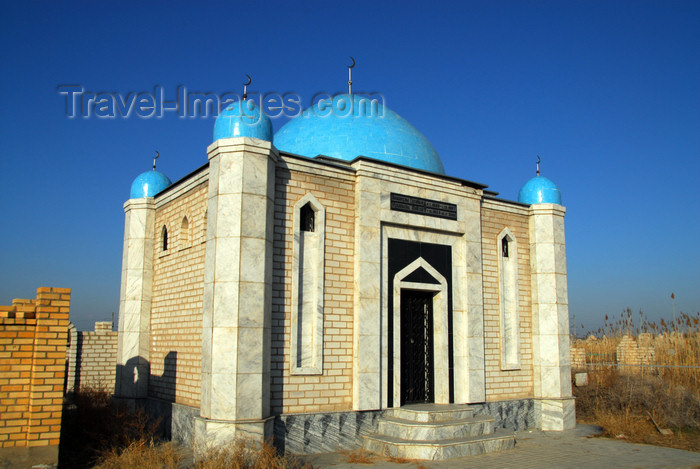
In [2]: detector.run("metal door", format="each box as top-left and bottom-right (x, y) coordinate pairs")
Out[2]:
(400, 290), (434, 404)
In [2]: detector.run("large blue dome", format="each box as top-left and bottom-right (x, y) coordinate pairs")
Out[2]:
(130, 170), (172, 199)
(214, 100), (273, 142)
(518, 176), (562, 205)
(274, 94), (445, 174)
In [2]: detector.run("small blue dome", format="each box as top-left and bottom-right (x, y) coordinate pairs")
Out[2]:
(518, 176), (562, 205)
(213, 100), (273, 142)
(130, 170), (172, 199)
(274, 94), (445, 174)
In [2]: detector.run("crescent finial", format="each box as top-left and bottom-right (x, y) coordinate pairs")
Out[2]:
(347, 57), (355, 94)
(243, 75), (251, 100)
(153, 151), (160, 170)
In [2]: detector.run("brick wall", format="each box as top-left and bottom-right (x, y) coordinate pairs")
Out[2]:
(0, 287), (70, 454)
(65, 321), (117, 393)
(271, 162), (356, 414)
(151, 182), (207, 406)
(570, 346), (586, 370)
(616, 335), (655, 366)
(481, 204), (534, 400)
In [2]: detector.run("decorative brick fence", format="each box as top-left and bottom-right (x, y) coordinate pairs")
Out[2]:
(616, 334), (655, 366)
(65, 321), (118, 393)
(0, 287), (70, 467)
(571, 333), (657, 372)
(570, 347), (586, 370)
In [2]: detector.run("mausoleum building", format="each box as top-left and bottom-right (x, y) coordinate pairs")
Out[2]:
(115, 90), (575, 458)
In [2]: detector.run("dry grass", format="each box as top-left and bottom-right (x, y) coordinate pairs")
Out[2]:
(341, 448), (375, 464)
(575, 371), (700, 451)
(94, 440), (183, 469)
(383, 454), (411, 463)
(194, 439), (311, 469)
(59, 387), (163, 468)
(94, 439), (311, 469)
(59, 388), (311, 468)
(573, 310), (700, 452)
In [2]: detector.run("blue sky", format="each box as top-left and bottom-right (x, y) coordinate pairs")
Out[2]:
(1, 1), (698, 332)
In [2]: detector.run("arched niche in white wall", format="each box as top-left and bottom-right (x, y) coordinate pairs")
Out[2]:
(498, 227), (520, 370)
(290, 193), (326, 375)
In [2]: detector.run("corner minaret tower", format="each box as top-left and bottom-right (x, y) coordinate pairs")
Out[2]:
(519, 160), (575, 430)
(195, 83), (277, 448)
(116, 156), (171, 399)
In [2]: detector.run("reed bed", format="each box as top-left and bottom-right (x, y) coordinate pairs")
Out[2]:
(573, 311), (700, 451)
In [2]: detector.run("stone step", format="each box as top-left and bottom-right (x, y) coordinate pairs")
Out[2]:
(385, 404), (474, 423)
(363, 431), (516, 461)
(377, 415), (494, 440)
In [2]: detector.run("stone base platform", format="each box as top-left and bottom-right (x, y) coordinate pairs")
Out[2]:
(363, 404), (515, 460)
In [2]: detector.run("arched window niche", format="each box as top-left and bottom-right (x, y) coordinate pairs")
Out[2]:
(497, 227), (521, 370)
(202, 209), (208, 244)
(180, 215), (190, 248)
(161, 225), (169, 252)
(290, 193), (326, 375)
(300, 203), (315, 232)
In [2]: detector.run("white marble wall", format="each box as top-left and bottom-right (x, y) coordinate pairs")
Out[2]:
(197, 137), (276, 444)
(391, 259), (449, 406)
(497, 228), (520, 370)
(351, 160), (486, 410)
(290, 194), (325, 375)
(528, 203), (575, 430)
(116, 198), (155, 398)
(460, 194), (486, 404)
(353, 173), (382, 410)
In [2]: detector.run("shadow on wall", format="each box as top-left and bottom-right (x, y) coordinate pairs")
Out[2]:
(270, 166), (291, 417)
(115, 351), (178, 438)
(74, 329), (84, 391)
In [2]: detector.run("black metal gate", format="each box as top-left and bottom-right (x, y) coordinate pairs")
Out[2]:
(400, 290), (434, 405)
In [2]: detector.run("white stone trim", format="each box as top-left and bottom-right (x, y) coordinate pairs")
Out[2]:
(290, 193), (326, 375)
(155, 167), (209, 208)
(497, 227), (521, 370)
(199, 137), (276, 425)
(116, 198), (155, 398)
(353, 170), (486, 410)
(482, 198), (530, 216)
(278, 156), (356, 182)
(380, 224), (480, 408)
(528, 205), (575, 430)
(206, 136), (278, 161)
(352, 160), (479, 199)
(392, 257), (449, 406)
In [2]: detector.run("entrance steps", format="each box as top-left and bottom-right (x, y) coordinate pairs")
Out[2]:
(363, 404), (515, 460)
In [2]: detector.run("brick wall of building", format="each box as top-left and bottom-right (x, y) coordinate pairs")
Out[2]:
(65, 321), (117, 393)
(151, 182), (208, 407)
(0, 287), (70, 452)
(271, 161), (356, 414)
(481, 203), (535, 400)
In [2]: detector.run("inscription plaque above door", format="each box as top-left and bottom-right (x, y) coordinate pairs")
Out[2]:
(390, 193), (457, 220)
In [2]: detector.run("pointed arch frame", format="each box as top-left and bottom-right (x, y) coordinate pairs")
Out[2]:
(497, 227), (521, 370)
(392, 257), (450, 405)
(290, 193), (326, 375)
